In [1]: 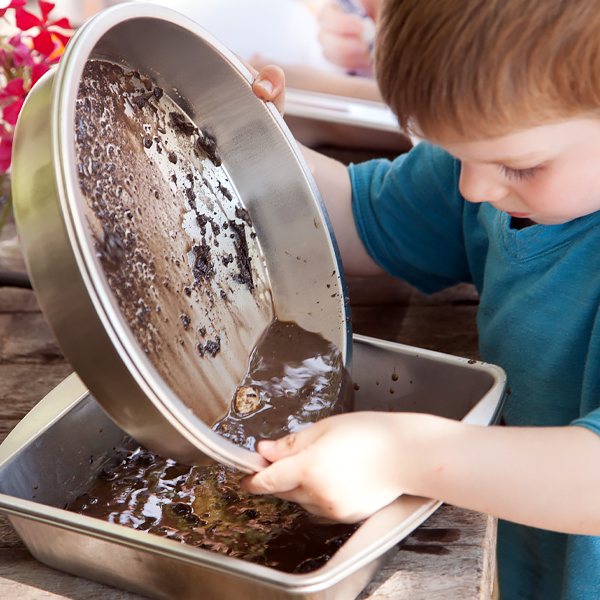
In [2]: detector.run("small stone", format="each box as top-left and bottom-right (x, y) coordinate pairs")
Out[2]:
(235, 387), (260, 415)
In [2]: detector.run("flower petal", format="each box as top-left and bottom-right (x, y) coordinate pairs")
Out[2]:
(3, 97), (25, 126)
(38, 0), (55, 23)
(7, 37), (31, 68)
(4, 77), (25, 97)
(0, 123), (12, 141)
(32, 29), (54, 57)
(49, 29), (71, 47)
(31, 62), (49, 85)
(0, 138), (13, 173)
(15, 7), (42, 30)
(48, 16), (70, 30)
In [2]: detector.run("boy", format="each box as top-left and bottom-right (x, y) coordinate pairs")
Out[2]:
(247, 0), (600, 598)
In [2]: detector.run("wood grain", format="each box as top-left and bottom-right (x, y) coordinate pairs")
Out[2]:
(0, 549), (147, 599)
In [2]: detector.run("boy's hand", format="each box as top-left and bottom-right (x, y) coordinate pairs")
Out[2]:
(247, 63), (286, 116)
(240, 412), (406, 523)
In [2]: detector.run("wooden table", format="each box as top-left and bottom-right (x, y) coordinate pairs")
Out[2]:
(0, 146), (496, 599)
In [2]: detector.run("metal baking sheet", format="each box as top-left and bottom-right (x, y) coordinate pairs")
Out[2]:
(0, 335), (506, 600)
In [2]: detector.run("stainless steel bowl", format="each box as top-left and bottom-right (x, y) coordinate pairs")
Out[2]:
(11, 2), (350, 472)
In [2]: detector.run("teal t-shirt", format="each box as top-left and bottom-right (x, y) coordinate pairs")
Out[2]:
(348, 141), (600, 600)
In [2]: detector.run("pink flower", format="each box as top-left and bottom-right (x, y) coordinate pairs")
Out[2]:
(0, 33), (35, 74)
(0, 0), (72, 173)
(15, 1), (72, 59)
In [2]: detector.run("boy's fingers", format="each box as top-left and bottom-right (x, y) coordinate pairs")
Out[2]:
(241, 476), (334, 520)
(255, 427), (320, 462)
(319, 33), (372, 70)
(252, 65), (286, 115)
(256, 434), (298, 461)
(241, 454), (304, 495)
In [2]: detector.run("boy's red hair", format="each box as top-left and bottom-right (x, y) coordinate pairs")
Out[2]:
(375, 0), (600, 141)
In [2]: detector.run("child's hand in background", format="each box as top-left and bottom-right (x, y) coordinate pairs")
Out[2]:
(317, 0), (378, 72)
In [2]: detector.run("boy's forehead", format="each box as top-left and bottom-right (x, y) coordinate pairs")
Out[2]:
(435, 119), (598, 163)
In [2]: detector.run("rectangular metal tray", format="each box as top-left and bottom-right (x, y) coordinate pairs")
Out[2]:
(0, 334), (506, 600)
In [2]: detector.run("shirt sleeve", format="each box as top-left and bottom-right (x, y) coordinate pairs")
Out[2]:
(349, 141), (473, 294)
(572, 408), (600, 437)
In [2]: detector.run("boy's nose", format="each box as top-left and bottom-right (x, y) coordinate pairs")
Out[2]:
(459, 162), (508, 205)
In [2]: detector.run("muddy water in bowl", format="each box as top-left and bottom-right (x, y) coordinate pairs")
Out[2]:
(76, 60), (352, 448)
(77, 59), (274, 426)
(215, 319), (354, 450)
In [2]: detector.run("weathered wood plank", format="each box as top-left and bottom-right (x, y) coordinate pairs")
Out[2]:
(0, 288), (39, 314)
(0, 515), (21, 549)
(358, 544), (485, 599)
(347, 276), (481, 359)
(347, 276), (479, 308)
(0, 313), (64, 363)
(0, 363), (74, 420)
(355, 504), (495, 600)
(0, 549), (148, 599)
(351, 304), (481, 360)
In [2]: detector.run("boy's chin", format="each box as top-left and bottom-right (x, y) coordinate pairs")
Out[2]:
(527, 216), (572, 226)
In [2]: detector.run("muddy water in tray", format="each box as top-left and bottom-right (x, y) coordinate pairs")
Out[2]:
(73, 60), (355, 571)
(67, 446), (358, 573)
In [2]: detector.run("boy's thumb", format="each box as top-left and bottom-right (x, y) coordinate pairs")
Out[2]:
(256, 432), (302, 461)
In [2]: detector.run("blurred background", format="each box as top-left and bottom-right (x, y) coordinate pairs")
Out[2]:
(44, 0), (338, 72)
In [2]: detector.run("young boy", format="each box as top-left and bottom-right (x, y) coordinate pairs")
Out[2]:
(247, 0), (600, 597)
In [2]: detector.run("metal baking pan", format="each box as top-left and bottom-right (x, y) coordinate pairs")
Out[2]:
(11, 2), (350, 472)
(0, 335), (506, 600)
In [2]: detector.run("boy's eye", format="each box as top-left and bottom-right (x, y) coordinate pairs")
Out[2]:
(500, 165), (539, 181)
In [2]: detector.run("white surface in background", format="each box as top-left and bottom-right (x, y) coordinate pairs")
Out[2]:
(286, 89), (400, 132)
(141, 0), (340, 72)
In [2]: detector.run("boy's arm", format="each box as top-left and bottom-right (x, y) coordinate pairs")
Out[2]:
(253, 66), (384, 276)
(242, 412), (600, 535)
(300, 145), (384, 275)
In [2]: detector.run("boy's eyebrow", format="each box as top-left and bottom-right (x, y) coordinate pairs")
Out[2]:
(444, 145), (549, 166)
(482, 153), (547, 166)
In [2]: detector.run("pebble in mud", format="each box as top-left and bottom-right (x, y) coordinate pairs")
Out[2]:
(234, 386), (261, 415)
(214, 320), (354, 451)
